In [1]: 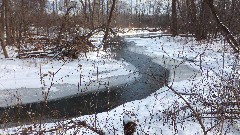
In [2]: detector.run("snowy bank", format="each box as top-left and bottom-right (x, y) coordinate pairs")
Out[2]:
(70, 35), (238, 135)
(0, 51), (139, 107)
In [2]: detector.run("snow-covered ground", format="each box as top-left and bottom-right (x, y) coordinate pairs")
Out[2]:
(0, 31), (239, 134)
(0, 50), (139, 107)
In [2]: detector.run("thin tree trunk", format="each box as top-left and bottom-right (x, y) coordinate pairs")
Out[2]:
(97, 0), (100, 25)
(87, 0), (93, 28)
(101, 0), (104, 24)
(0, 1), (9, 58)
(187, 0), (197, 35)
(228, 0), (236, 31)
(196, 0), (212, 40)
(4, 0), (11, 45)
(171, 0), (178, 36)
(92, 0), (96, 27)
(186, 0), (190, 33)
(80, 0), (87, 26)
(11, 14), (17, 45)
(129, 0), (133, 27)
(204, 0), (240, 53)
(103, 0), (116, 50)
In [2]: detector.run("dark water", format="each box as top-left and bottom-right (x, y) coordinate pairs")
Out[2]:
(0, 44), (169, 126)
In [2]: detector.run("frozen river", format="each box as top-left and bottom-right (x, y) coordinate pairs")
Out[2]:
(0, 42), (169, 124)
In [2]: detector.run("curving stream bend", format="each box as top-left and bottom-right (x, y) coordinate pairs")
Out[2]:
(0, 41), (169, 126)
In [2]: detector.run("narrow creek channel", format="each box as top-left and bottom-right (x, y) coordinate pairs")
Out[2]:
(0, 42), (169, 127)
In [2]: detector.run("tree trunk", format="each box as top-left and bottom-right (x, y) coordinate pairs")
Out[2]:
(92, 0), (96, 27)
(87, 0), (93, 28)
(97, 0), (100, 25)
(92, 0), (100, 27)
(0, 1), (9, 58)
(4, 0), (11, 45)
(171, 0), (178, 36)
(228, 0), (236, 31)
(101, 0), (104, 24)
(103, 0), (116, 50)
(196, 0), (212, 40)
(79, 0), (88, 26)
(204, 0), (240, 53)
(187, 0), (197, 35)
